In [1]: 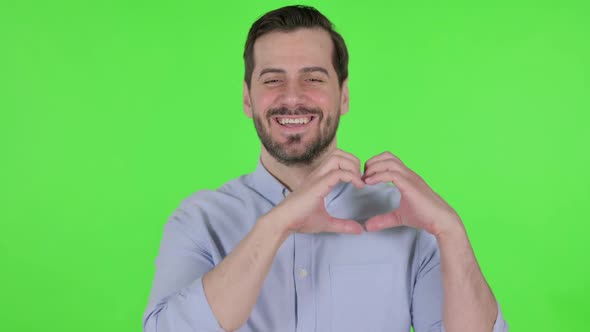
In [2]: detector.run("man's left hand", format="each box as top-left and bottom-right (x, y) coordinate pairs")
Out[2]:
(362, 151), (463, 238)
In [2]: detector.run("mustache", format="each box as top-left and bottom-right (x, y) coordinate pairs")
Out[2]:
(267, 106), (322, 119)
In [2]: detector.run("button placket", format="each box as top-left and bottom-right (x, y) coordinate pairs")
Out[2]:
(298, 267), (308, 279)
(294, 233), (314, 332)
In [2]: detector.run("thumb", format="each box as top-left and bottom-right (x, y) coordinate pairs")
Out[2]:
(364, 210), (404, 232)
(324, 217), (364, 234)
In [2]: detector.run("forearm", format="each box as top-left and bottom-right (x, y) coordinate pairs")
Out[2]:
(437, 223), (497, 332)
(202, 213), (291, 331)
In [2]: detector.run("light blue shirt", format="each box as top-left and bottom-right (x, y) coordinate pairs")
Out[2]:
(143, 160), (508, 332)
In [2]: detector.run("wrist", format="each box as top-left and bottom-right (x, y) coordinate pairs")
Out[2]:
(435, 218), (467, 244)
(257, 211), (293, 244)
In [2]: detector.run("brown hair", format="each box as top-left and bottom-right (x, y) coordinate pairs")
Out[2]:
(243, 5), (349, 88)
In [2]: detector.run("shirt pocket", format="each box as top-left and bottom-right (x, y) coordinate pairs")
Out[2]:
(329, 263), (395, 332)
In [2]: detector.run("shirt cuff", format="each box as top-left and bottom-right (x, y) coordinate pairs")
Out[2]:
(440, 301), (508, 332)
(144, 277), (225, 332)
(491, 301), (509, 332)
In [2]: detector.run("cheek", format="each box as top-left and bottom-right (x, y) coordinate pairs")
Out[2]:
(305, 87), (339, 110)
(305, 90), (331, 109)
(252, 91), (278, 113)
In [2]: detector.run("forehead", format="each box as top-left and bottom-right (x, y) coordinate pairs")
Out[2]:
(253, 28), (334, 73)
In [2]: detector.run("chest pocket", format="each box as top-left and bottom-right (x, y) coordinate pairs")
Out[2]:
(329, 263), (396, 332)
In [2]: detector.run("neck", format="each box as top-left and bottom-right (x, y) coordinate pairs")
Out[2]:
(260, 141), (338, 192)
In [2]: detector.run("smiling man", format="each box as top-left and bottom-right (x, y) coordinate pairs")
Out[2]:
(143, 5), (508, 332)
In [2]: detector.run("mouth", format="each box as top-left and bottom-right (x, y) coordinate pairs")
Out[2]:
(271, 115), (317, 133)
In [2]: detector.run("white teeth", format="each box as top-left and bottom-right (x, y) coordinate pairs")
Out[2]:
(278, 117), (311, 125)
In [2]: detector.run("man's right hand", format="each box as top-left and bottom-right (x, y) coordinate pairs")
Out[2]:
(268, 149), (366, 235)
(201, 149), (366, 331)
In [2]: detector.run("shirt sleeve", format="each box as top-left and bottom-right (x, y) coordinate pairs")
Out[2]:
(410, 231), (509, 332)
(143, 204), (225, 332)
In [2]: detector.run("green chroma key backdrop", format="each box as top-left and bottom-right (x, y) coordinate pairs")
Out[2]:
(1, 0), (588, 331)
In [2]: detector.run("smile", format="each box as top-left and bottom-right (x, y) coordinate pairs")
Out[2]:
(272, 115), (317, 132)
(277, 116), (312, 125)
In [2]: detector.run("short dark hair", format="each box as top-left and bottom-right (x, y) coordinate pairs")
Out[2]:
(243, 5), (349, 88)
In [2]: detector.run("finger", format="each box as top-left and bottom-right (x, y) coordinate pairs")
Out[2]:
(324, 217), (364, 234)
(321, 157), (361, 179)
(364, 210), (404, 232)
(333, 149), (362, 170)
(364, 151), (404, 171)
(363, 170), (411, 190)
(328, 149), (362, 175)
(316, 154), (362, 179)
(362, 158), (409, 180)
(315, 169), (365, 197)
(327, 168), (366, 190)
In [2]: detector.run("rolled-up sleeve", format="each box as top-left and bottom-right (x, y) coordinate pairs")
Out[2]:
(440, 302), (508, 332)
(143, 204), (224, 332)
(485, 303), (509, 332)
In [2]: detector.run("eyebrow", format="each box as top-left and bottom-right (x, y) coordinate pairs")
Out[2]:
(258, 66), (330, 78)
(301, 66), (330, 76)
(259, 68), (285, 77)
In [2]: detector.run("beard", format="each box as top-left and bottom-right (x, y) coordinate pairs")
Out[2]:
(253, 105), (340, 167)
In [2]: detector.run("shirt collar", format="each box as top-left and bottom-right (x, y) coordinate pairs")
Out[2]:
(247, 157), (348, 206)
(248, 158), (287, 206)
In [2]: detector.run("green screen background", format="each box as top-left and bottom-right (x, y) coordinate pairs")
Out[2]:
(1, 0), (588, 331)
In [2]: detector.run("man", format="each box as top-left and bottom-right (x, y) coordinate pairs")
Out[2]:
(143, 5), (508, 332)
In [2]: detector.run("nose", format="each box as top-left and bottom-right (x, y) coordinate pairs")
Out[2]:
(278, 81), (307, 109)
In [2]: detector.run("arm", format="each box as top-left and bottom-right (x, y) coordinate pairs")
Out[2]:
(203, 150), (365, 331)
(144, 150), (365, 332)
(437, 224), (498, 332)
(362, 151), (507, 332)
(410, 230), (508, 332)
(143, 203), (290, 332)
(201, 213), (290, 331)
(143, 207), (223, 332)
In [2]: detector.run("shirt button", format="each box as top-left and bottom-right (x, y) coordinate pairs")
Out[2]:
(298, 267), (308, 279)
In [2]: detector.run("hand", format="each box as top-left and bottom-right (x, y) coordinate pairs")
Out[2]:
(270, 149), (366, 235)
(362, 151), (463, 238)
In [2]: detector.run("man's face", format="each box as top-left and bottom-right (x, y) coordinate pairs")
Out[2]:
(244, 28), (349, 166)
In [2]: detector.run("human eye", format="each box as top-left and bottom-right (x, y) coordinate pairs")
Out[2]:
(263, 78), (283, 85)
(305, 77), (324, 83)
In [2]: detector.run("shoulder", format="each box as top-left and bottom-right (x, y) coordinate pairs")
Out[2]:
(174, 174), (259, 221)
(160, 174), (264, 253)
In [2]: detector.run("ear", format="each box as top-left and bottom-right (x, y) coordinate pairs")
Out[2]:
(243, 81), (253, 118)
(340, 78), (350, 115)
